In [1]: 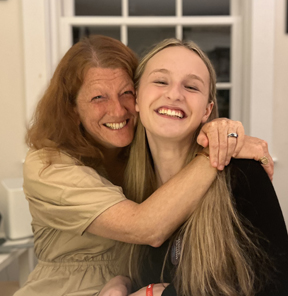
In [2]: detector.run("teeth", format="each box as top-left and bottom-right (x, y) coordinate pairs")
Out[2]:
(157, 108), (184, 119)
(105, 120), (127, 130)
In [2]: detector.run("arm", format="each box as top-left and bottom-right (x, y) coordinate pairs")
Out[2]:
(233, 135), (274, 181)
(231, 159), (288, 295)
(87, 155), (216, 247)
(87, 119), (245, 246)
(130, 284), (169, 296)
(99, 276), (132, 296)
(197, 119), (273, 180)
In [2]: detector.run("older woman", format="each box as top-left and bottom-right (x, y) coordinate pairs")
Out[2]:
(103, 39), (288, 296)
(15, 35), (274, 296)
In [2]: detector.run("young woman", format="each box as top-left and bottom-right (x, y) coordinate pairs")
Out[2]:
(104, 39), (288, 296)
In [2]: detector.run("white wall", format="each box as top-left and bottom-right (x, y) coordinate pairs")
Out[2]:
(0, 0), (27, 281)
(273, 0), (288, 223)
(0, 0), (26, 208)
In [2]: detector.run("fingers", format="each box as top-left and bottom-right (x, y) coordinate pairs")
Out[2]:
(217, 121), (229, 170)
(196, 130), (209, 148)
(259, 141), (274, 181)
(261, 161), (274, 181)
(233, 136), (274, 181)
(226, 122), (245, 165)
(200, 118), (245, 170)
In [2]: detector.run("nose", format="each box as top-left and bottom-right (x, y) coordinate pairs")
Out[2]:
(166, 83), (184, 101)
(107, 97), (127, 117)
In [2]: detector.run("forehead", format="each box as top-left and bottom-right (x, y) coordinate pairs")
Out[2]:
(82, 67), (133, 87)
(144, 46), (210, 81)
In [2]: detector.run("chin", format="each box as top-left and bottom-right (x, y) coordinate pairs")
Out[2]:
(107, 137), (134, 149)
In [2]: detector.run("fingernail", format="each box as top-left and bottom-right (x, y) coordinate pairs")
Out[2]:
(225, 161), (229, 166)
(213, 162), (218, 167)
(218, 165), (224, 170)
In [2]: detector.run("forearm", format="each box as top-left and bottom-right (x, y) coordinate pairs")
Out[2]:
(99, 276), (132, 296)
(87, 155), (216, 247)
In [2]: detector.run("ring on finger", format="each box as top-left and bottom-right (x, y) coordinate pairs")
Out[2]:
(259, 156), (269, 165)
(227, 132), (238, 138)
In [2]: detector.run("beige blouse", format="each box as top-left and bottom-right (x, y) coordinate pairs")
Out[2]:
(14, 148), (126, 296)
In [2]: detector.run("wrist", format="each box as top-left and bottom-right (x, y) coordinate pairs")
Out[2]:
(195, 151), (210, 160)
(146, 284), (154, 296)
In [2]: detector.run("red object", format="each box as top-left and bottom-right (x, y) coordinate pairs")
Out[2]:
(146, 284), (154, 296)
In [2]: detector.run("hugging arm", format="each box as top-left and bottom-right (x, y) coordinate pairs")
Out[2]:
(87, 119), (273, 247)
(86, 119), (247, 247)
(197, 119), (274, 180)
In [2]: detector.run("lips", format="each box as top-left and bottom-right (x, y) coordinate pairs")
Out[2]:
(104, 120), (128, 130)
(156, 107), (185, 119)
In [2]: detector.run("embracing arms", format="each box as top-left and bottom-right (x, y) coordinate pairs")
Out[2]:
(86, 119), (273, 247)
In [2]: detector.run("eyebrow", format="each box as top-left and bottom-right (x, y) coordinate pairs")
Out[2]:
(149, 68), (205, 85)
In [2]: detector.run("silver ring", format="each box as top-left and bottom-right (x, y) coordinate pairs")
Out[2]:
(227, 132), (238, 138)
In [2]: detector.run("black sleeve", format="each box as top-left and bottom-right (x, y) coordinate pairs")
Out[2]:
(162, 159), (288, 296)
(162, 284), (177, 296)
(230, 159), (288, 296)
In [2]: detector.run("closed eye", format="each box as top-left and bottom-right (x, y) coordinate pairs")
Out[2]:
(185, 86), (199, 91)
(91, 95), (105, 101)
(154, 81), (168, 85)
(122, 90), (135, 96)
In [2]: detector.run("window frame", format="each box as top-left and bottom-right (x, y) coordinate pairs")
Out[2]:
(21, 0), (276, 156)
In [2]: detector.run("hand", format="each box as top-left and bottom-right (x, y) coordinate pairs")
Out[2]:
(233, 135), (274, 181)
(99, 276), (132, 296)
(197, 118), (245, 170)
(129, 283), (169, 296)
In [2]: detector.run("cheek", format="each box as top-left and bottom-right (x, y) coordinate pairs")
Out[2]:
(125, 96), (137, 114)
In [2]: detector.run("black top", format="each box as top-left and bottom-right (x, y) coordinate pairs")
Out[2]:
(139, 159), (288, 296)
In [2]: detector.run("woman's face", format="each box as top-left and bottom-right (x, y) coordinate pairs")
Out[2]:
(136, 46), (213, 142)
(75, 67), (138, 149)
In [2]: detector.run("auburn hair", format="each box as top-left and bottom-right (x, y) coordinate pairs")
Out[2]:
(26, 35), (138, 169)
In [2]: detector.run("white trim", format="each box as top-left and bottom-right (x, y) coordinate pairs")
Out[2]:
(47, 0), (62, 75)
(62, 0), (74, 16)
(121, 25), (128, 45)
(230, 17), (242, 121)
(176, 0), (182, 17)
(22, 0), (51, 122)
(249, 0), (275, 153)
(216, 83), (232, 90)
(59, 19), (72, 59)
(60, 16), (236, 26)
(122, 0), (128, 17)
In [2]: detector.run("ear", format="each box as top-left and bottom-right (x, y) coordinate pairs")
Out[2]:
(135, 91), (140, 112)
(201, 102), (214, 123)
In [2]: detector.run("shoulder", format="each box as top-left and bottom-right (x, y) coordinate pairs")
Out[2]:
(227, 158), (274, 200)
(24, 148), (123, 195)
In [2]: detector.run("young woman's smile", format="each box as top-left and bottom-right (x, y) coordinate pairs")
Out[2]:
(136, 46), (213, 142)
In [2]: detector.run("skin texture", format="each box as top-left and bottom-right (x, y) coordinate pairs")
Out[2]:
(136, 46), (213, 145)
(75, 68), (138, 149)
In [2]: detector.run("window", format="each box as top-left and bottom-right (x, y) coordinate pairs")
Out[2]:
(22, 0), (276, 150)
(58, 0), (241, 119)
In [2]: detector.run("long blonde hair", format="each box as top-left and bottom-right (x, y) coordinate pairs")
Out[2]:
(121, 39), (267, 296)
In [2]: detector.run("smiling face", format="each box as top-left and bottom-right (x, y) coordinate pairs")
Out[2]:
(136, 46), (214, 142)
(75, 67), (138, 149)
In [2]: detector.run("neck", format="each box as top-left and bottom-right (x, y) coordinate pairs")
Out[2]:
(146, 132), (192, 187)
